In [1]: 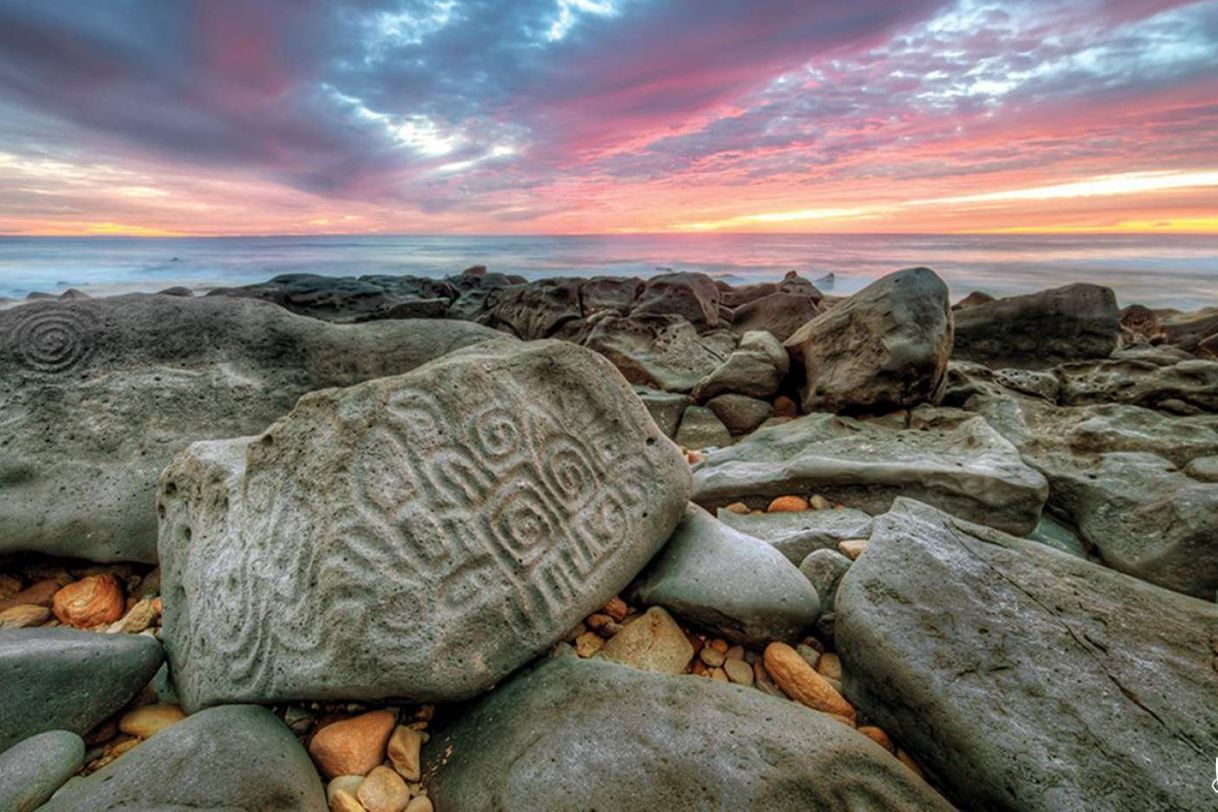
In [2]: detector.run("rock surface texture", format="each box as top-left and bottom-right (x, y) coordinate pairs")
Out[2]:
(0, 294), (500, 561)
(159, 339), (690, 710)
(783, 267), (952, 413)
(836, 498), (1218, 811)
(422, 655), (952, 811)
(0, 730), (84, 812)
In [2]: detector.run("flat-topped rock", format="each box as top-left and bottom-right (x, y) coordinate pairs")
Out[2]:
(693, 411), (1047, 535)
(836, 499), (1218, 811)
(159, 339), (690, 710)
(422, 654), (952, 811)
(717, 507), (875, 564)
(0, 294), (500, 562)
(1055, 356), (1218, 413)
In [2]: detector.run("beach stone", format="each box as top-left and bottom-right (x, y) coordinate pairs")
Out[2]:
(0, 629), (163, 751)
(783, 267), (952, 413)
(631, 272), (721, 328)
(117, 703), (185, 739)
(422, 654), (950, 810)
(583, 313), (735, 393)
(51, 573), (125, 629)
(693, 411), (1047, 535)
(718, 507), (874, 564)
(330, 789), (366, 812)
(763, 642), (855, 719)
(387, 725), (425, 782)
(0, 604), (49, 629)
(953, 290), (995, 310)
(480, 277), (583, 339)
(691, 330), (789, 401)
(952, 283), (1120, 368)
(835, 498), (1218, 811)
(1184, 455), (1218, 481)
(308, 710), (396, 780)
(1055, 356), (1218, 412)
(705, 393), (773, 434)
(731, 292), (821, 342)
(634, 387), (688, 438)
(0, 730), (84, 812)
(358, 765), (411, 812)
(405, 797), (433, 812)
(722, 657), (753, 685)
(628, 505), (819, 645)
(159, 339), (690, 710)
(0, 579), (60, 614)
(40, 704), (325, 811)
(599, 606), (693, 674)
(0, 294), (501, 562)
(798, 549), (852, 611)
(674, 404), (733, 449)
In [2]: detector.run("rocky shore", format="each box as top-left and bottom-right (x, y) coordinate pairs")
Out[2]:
(1, 264), (1216, 810)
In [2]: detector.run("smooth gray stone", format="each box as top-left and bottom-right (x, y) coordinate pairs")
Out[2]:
(0, 730), (84, 812)
(40, 705), (325, 812)
(628, 505), (819, 645)
(717, 507), (874, 564)
(798, 548), (852, 612)
(422, 654), (953, 811)
(836, 498), (1218, 811)
(1028, 514), (1089, 559)
(634, 386), (689, 438)
(705, 394), (773, 435)
(160, 340), (691, 710)
(691, 330), (788, 401)
(693, 411), (1048, 535)
(0, 629), (163, 751)
(0, 294), (501, 562)
(674, 404), (733, 449)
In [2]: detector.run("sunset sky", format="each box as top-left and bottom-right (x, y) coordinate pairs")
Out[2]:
(0, 0), (1216, 236)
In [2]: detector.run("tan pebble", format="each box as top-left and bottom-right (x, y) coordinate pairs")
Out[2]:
(357, 765), (410, 812)
(809, 494), (832, 511)
(723, 502), (750, 514)
(113, 598), (157, 634)
(150, 596), (163, 615)
(896, 748), (925, 780)
(329, 788), (367, 812)
(405, 797), (433, 812)
(708, 638), (729, 653)
(709, 667), (729, 682)
(723, 658), (754, 686)
(0, 604), (50, 628)
(767, 495), (809, 513)
(838, 539), (868, 560)
(0, 579), (61, 614)
(51, 574), (125, 629)
(574, 632), (605, 658)
(858, 725), (895, 753)
(327, 776), (365, 803)
(763, 643), (855, 720)
(119, 703), (186, 739)
(107, 737), (141, 758)
(816, 652), (842, 681)
(386, 725), (426, 782)
(584, 613), (614, 631)
(309, 710), (396, 780)
(602, 596), (629, 622)
(699, 646), (726, 668)
(772, 395), (799, 418)
(724, 645), (744, 660)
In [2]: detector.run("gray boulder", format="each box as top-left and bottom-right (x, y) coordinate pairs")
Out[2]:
(731, 292), (821, 342)
(422, 654), (952, 811)
(693, 411), (1047, 535)
(717, 507), (874, 564)
(674, 405), (733, 449)
(159, 340), (690, 710)
(632, 272), (721, 328)
(952, 283), (1120, 368)
(783, 267), (952, 413)
(628, 505), (819, 645)
(40, 705), (325, 812)
(0, 730), (84, 812)
(580, 277), (644, 316)
(635, 387), (689, 438)
(798, 548), (852, 611)
(0, 629), (163, 751)
(0, 294), (500, 562)
(836, 498), (1218, 811)
(482, 278), (583, 339)
(583, 313), (736, 393)
(691, 330), (788, 401)
(706, 394), (773, 435)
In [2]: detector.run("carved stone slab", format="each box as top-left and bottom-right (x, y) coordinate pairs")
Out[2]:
(158, 339), (690, 710)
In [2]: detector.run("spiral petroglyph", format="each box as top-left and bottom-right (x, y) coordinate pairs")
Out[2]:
(4, 305), (99, 373)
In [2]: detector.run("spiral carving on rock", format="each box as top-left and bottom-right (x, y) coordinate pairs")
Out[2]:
(5, 305), (99, 373)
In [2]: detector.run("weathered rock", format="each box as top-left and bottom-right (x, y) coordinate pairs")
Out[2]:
(798, 549), (852, 611)
(952, 290), (994, 310)
(358, 765), (411, 812)
(309, 710), (396, 780)
(693, 411), (1047, 534)
(691, 330), (789, 401)
(783, 267), (952, 413)
(159, 339), (690, 710)
(952, 283), (1120, 368)
(674, 405), (733, 449)
(482, 278), (583, 339)
(719, 507), (874, 564)
(1161, 309), (1218, 354)
(210, 273), (457, 322)
(1185, 455), (1218, 482)
(836, 498), (1218, 811)
(422, 654), (951, 810)
(634, 387), (688, 438)
(580, 277), (644, 316)
(0, 629), (163, 751)
(583, 313), (735, 393)
(0, 730), (84, 812)
(598, 605), (693, 674)
(40, 705), (326, 812)
(705, 394), (773, 435)
(0, 294), (501, 562)
(387, 725), (425, 782)
(731, 292), (821, 342)
(1119, 304), (1163, 345)
(940, 360), (1060, 404)
(632, 272), (721, 328)
(628, 505), (819, 645)
(1055, 356), (1218, 412)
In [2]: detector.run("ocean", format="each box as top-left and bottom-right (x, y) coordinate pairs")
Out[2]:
(1, 233), (1216, 311)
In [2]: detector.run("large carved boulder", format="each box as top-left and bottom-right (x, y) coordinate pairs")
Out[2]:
(783, 267), (952, 413)
(158, 340), (690, 711)
(836, 498), (1218, 811)
(0, 294), (500, 562)
(953, 283), (1120, 368)
(422, 654), (953, 810)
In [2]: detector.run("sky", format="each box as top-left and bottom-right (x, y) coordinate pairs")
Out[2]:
(0, 0), (1215, 236)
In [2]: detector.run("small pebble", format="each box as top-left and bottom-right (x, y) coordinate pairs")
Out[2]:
(816, 652), (842, 681)
(838, 539), (868, 560)
(763, 643), (855, 720)
(724, 645), (744, 661)
(329, 788), (366, 812)
(52, 573), (125, 629)
(897, 748), (926, 780)
(0, 579), (61, 613)
(387, 725), (426, 782)
(327, 776), (365, 803)
(723, 502), (750, 514)
(708, 638), (729, 653)
(700, 646), (726, 668)
(574, 632), (605, 658)
(810, 494), (832, 510)
(709, 667), (729, 682)
(119, 703), (186, 739)
(405, 797), (433, 812)
(795, 644), (820, 669)
(723, 658), (754, 685)
(0, 603), (49, 628)
(772, 395), (798, 418)
(602, 596), (629, 622)
(767, 495), (809, 513)
(309, 710), (396, 780)
(357, 765), (411, 812)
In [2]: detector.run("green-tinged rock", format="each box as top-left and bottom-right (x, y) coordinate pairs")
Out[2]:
(0, 730), (84, 812)
(798, 549), (852, 611)
(675, 404), (733, 449)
